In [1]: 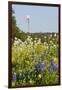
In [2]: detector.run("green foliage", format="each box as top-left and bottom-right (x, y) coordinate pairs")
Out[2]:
(12, 9), (28, 42)
(12, 34), (59, 87)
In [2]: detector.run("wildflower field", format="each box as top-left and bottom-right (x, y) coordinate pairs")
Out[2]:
(12, 33), (59, 87)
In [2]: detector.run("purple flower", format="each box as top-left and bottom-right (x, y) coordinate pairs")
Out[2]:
(40, 63), (45, 73)
(50, 59), (54, 65)
(12, 72), (16, 81)
(49, 59), (58, 73)
(49, 64), (53, 74)
(53, 64), (58, 72)
(39, 60), (46, 80)
(39, 60), (46, 73)
(49, 59), (54, 73)
(34, 57), (36, 65)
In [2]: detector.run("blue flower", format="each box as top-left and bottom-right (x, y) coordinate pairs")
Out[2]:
(50, 59), (54, 65)
(49, 58), (58, 74)
(49, 64), (53, 74)
(39, 60), (46, 80)
(12, 72), (16, 81)
(39, 62), (45, 73)
(53, 64), (58, 72)
(39, 59), (46, 73)
(49, 59), (54, 74)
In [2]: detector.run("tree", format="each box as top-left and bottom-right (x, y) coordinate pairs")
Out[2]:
(12, 9), (28, 42)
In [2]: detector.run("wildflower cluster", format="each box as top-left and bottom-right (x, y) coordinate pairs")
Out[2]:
(12, 34), (59, 87)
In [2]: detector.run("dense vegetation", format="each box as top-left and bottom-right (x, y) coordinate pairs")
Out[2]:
(11, 10), (59, 87)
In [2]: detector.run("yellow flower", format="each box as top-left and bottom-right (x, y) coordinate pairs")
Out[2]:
(54, 57), (58, 63)
(30, 80), (32, 83)
(38, 74), (42, 79)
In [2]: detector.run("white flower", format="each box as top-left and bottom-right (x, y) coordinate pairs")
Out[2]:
(54, 33), (56, 37)
(31, 38), (33, 40)
(14, 37), (17, 40)
(34, 40), (36, 43)
(47, 43), (48, 46)
(30, 42), (33, 46)
(44, 42), (47, 45)
(24, 41), (27, 44)
(54, 44), (56, 48)
(37, 38), (41, 44)
(14, 72), (16, 75)
(18, 39), (21, 43)
(20, 47), (22, 51)
(15, 40), (19, 45)
(46, 46), (48, 49)
(28, 36), (31, 39)
(35, 37), (37, 40)
(50, 34), (52, 37)
(44, 36), (46, 38)
(50, 41), (53, 44)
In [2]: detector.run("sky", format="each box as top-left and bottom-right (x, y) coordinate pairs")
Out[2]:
(12, 4), (59, 33)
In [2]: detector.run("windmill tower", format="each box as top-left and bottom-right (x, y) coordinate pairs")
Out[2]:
(26, 15), (30, 33)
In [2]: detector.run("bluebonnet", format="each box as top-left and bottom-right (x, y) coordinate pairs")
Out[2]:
(49, 58), (58, 74)
(49, 59), (54, 74)
(39, 61), (46, 73)
(49, 64), (53, 74)
(12, 72), (17, 81)
(53, 64), (58, 72)
(39, 59), (46, 80)
(34, 56), (40, 72)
